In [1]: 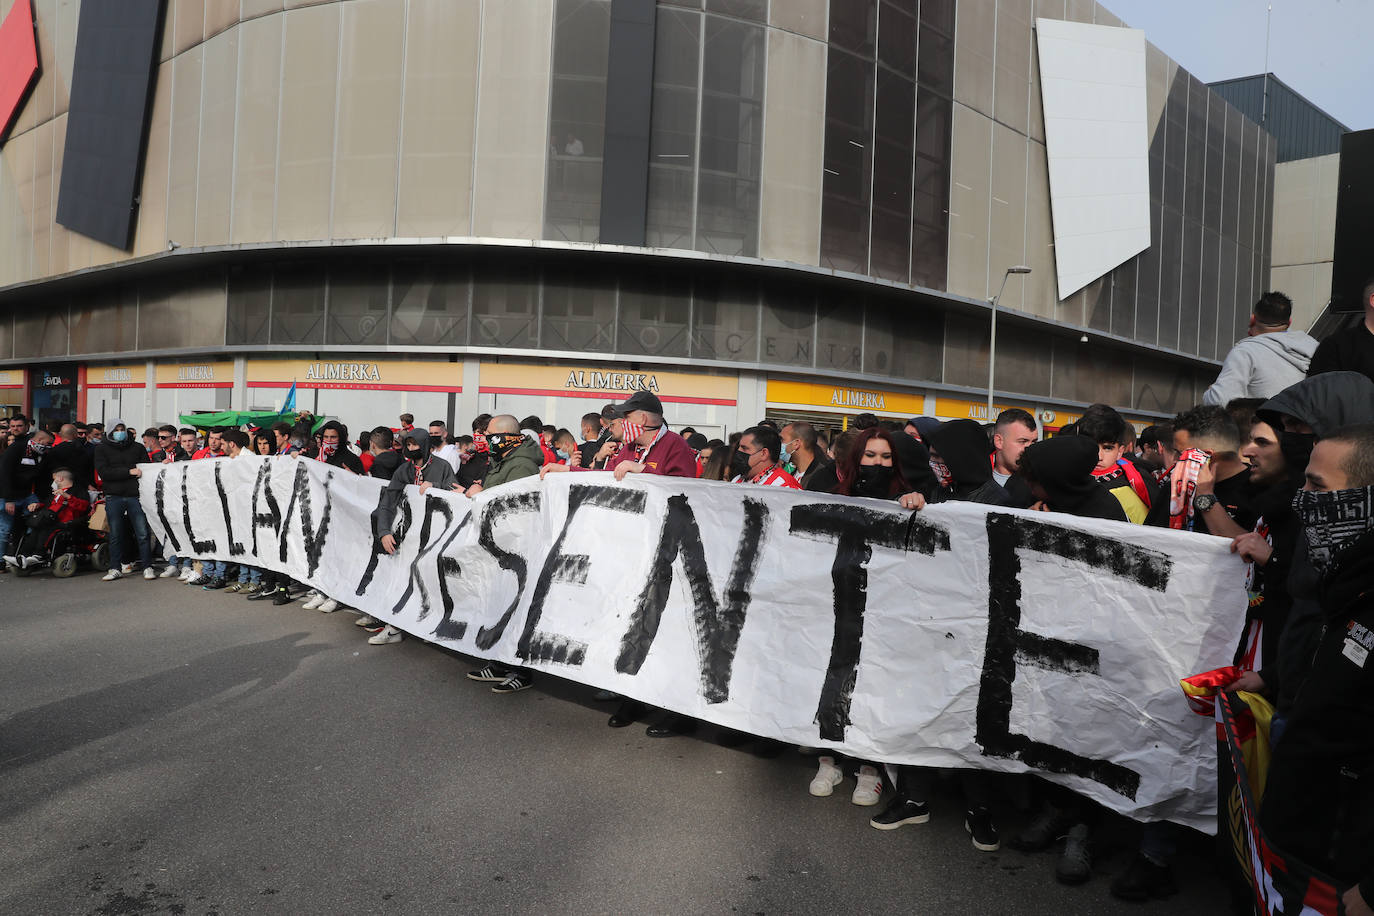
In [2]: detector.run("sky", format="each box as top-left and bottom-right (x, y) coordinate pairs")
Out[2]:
(1101, 0), (1374, 130)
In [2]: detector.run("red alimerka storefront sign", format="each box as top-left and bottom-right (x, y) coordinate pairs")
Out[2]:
(0, 0), (39, 143)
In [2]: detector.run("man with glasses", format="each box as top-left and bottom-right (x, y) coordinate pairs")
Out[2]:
(149, 425), (177, 462)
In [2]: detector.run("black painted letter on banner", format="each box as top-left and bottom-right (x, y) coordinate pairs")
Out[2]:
(214, 463), (245, 557)
(615, 494), (769, 704)
(790, 504), (951, 742)
(354, 497), (413, 597)
(431, 510), (475, 640)
(522, 485), (648, 667)
(392, 494), (458, 620)
(250, 460), (282, 557)
(274, 462), (334, 578)
(977, 513), (1173, 800)
(474, 492), (543, 651)
(154, 467), (181, 553)
(181, 466), (216, 554)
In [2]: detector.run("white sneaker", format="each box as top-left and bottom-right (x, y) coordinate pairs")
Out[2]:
(317, 599), (339, 613)
(180, 568), (198, 582)
(368, 626), (403, 645)
(851, 765), (883, 806)
(301, 593), (325, 610)
(2, 555), (17, 568)
(101, 569), (122, 581)
(355, 615), (377, 628)
(809, 756), (844, 797)
(143, 568), (157, 580)
(158, 566), (180, 579)
(120, 563), (135, 574)
(21, 555), (43, 568)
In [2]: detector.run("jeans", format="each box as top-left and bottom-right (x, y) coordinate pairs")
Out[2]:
(104, 494), (154, 570)
(237, 565), (261, 584)
(1, 495), (42, 554)
(207, 560), (227, 579)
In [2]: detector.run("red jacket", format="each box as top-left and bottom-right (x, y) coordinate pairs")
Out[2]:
(43, 490), (91, 523)
(606, 430), (698, 478)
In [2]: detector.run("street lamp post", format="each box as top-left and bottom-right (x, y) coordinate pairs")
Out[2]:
(987, 265), (1032, 423)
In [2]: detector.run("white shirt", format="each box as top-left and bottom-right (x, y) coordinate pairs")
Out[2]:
(433, 442), (463, 473)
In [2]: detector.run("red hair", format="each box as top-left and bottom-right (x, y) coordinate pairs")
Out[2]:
(834, 427), (913, 498)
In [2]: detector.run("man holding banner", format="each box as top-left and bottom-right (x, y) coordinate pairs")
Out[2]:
(1259, 427), (1374, 916)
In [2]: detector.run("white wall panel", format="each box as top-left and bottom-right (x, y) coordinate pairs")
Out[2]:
(1035, 18), (1150, 300)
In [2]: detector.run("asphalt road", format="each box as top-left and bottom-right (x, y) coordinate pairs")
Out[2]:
(0, 566), (1233, 916)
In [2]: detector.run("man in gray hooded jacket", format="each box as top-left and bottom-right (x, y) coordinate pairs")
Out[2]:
(1203, 292), (1317, 406)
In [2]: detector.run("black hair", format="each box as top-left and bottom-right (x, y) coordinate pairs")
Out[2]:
(1173, 404), (1242, 452)
(995, 407), (1036, 431)
(371, 426), (395, 449)
(852, 412), (880, 430)
(519, 415), (543, 431)
(471, 413), (492, 433)
(1076, 405), (1128, 447)
(1253, 291), (1293, 326)
(743, 425), (783, 464)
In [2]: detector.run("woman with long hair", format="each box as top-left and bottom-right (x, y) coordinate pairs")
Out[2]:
(832, 426), (936, 509)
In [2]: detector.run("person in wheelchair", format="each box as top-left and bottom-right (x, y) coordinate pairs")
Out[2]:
(3, 469), (91, 570)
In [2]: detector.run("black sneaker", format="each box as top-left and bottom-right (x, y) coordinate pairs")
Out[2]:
(202, 577), (227, 590)
(271, 587), (294, 606)
(869, 796), (930, 830)
(1009, 805), (1070, 852)
(1055, 824), (1093, 885)
(1110, 853), (1178, 902)
(245, 586), (277, 601)
(965, 807), (1000, 852)
(491, 673), (532, 694)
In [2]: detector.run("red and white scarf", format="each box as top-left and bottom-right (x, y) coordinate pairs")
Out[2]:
(1168, 448), (1211, 530)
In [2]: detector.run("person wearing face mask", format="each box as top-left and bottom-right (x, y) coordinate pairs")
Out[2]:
(4, 468), (91, 569)
(355, 428), (460, 642)
(784, 423), (832, 489)
(728, 426), (801, 489)
(429, 420), (463, 473)
(543, 392), (698, 484)
(93, 420), (156, 581)
(315, 420), (364, 475)
(1232, 371), (1374, 737)
(1259, 425), (1374, 916)
(0, 427), (55, 566)
(456, 415), (542, 692)
(924, 420), (1014, 507)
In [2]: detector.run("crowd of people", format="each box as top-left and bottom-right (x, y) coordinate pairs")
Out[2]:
(3, 285), (1374, 913)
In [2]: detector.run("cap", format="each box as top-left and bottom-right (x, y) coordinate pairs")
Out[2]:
(610, 390), (664, 417)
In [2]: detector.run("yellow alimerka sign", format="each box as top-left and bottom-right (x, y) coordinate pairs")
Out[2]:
(765, 379), (926, 416)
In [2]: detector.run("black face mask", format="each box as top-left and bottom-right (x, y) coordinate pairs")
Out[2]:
(855, 464), (894, 497)
(488, 433), (522, 459)
(429, 435), (444, 449)
(405, 447), (423, 463)
(729, 450), (752, 479)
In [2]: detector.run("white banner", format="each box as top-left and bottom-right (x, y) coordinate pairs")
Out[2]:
(140, 455), (1246, 832)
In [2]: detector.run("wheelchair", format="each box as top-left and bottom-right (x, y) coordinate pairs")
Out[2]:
(12, 515), (108, 578)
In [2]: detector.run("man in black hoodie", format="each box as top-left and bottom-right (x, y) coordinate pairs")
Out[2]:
(1015, 436), (1129, 523)
(318, 420), (365, 475)
(926, 419), (1013, 507)
(357, 429), (457, 646)
(93, 419), (155, 581)
(367, 427), (402, 481)
(1204, 373), (1374, 744)
(1260, 425), (1374, 916)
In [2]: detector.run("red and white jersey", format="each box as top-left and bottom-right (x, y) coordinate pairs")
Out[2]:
(732, 465), (802, 489)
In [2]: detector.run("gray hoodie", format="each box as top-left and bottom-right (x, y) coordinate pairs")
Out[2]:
(1202, 329), (1318, 406)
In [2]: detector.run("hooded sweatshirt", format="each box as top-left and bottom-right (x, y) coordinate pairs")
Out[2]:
(926, 420), (1011, 506)
(1252, 371), (1374, 713)
(92, 421), (151, 498)
(372, 429), (458, 539)
(1018, 436), (1128, 522)
(1202, 329), (1319, 406)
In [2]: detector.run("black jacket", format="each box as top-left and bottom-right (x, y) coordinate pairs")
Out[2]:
(1254, 371), (1374, 713)
(0, 436), (53, 500)
(93, 437), (151, 498)
(373, 430), (458, 539)
(368, 449), (402, 481)
(926, 420), (1012, 507)
(1260, 526), (1374, 901)
(323, 446), (365, 475)
(1018, 436), (1128, 522)
(48, 440), (95, 492)
(1307, 322), (1374, 385)
(457, 452), (489, 489)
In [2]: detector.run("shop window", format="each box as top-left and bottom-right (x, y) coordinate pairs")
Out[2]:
(327, 264), (390, 346)
(270, 264), (326, 345)
(391, 261), (468, 346)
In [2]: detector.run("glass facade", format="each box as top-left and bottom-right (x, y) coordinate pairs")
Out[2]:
(819, 0), (954, 288)
(643, 4), (766, 257)
(544, 0), (612, 243)
(1087, 70), (1273, 369)
(0, 247), (1212, 415)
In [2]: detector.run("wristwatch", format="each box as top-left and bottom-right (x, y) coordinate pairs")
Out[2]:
(1193, 493), (1219, 513)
